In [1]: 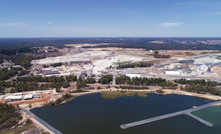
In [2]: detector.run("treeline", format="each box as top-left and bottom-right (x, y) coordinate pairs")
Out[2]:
(181, 85), (221, 96)
(5, 55), (44, 69)
(174, 79), (221, 87)
(0, 45), (44, 69)
(0, 81), (10, 93)
(119, 85), (149, 90)
(0, 55), (3, 64)
(76, 75), (113, 90)
(77, 78), (88, 90)
(16, 75), (77, 83)
(175, 78), (221, 95)
(0, 75), (77, 93)
(116, 75), (177, 89)
(201, 51), (221, 55)
(0, 103), (21, 131)
(117, 62), (153, 69)
(18, 70), (30, 76)
(85, 77), (96, 84)
(0, 46), (33, 56)
(153, 54), (170, 58)
(0, 67), (22, 81)
(1, 38), (221, 50)
(11, 82), (52, 93)
(185, 52), (195, 56)
(50, 62), (63, 67)
(76, 77), (97, 89)
(98, 75), (113, 84)
(83, 38), (221, 50)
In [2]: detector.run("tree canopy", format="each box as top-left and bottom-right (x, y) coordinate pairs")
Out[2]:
(0, 103), (21, 131)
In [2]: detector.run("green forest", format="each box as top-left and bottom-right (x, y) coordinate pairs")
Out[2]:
(0, 103), (21, 131)
(98, 75), (113, 84)
(174, 79), (221, 87)
(0, 67), (22, 81)
(0, 75), (77, 93)
(175, 78), (221, 95)
(153, 54), (171, 58)
(117, 62), (153, 69)
(116, 75), (177, 89)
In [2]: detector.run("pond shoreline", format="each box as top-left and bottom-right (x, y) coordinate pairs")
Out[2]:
(21, 88), (221, 134)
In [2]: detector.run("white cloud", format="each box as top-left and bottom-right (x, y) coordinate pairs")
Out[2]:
(47, 21), (53, 24)
(160, 22), (183, 27)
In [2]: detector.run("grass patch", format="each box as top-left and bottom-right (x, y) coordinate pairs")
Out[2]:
(185, 52), (195, 56)
(70, 89), (88, 93)
(136, 92), (148, 97)
(63, 95), (76, 103)
(201, 52), (209, 55)
(173, 52), (183, 55)
(201, 51), (221, 55)
(101, 91), (148, 99)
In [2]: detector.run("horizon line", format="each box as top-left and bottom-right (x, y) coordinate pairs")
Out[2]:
(0, 37), (221, 39)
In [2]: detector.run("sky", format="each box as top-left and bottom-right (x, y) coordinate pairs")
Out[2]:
(0, 0), (221, 37)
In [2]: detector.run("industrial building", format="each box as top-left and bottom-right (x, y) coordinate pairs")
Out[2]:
(126, 74), (142, 78)
(42, 68), (60, 75)
(165, 71), (181, 76)
(24, 94), (33, 100)
(4, 96), (22, 103)
(4, 92), (43, 103)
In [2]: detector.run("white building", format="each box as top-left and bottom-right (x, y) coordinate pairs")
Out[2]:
(4, 96), (22, 103)
(33, 93), (43, 98)
(126, 74), (141, 78)
(42, 68), (60, 75)
(24, 94), (33, 100)
(165, 71), (181, 75)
